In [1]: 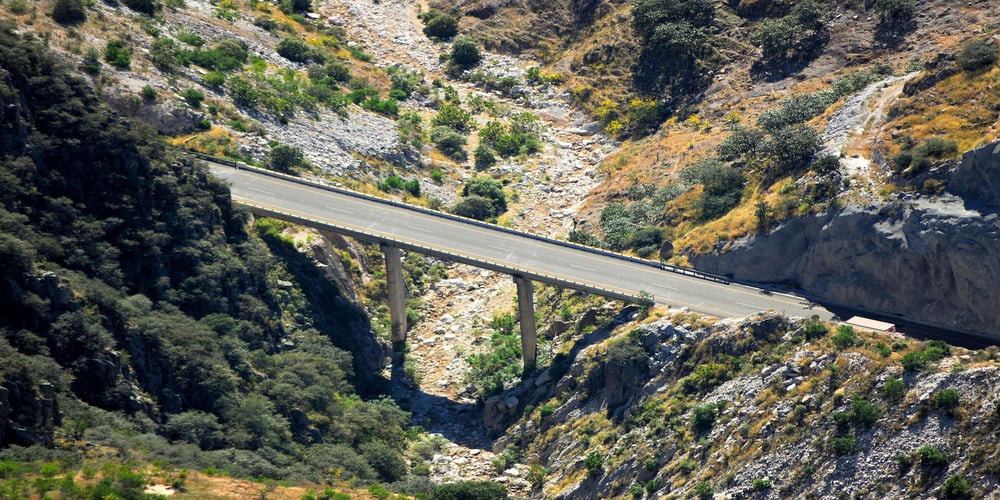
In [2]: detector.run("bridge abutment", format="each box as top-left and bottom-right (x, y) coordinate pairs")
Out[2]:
(514, 275), (537, 373)
(382, 244), (407, 352)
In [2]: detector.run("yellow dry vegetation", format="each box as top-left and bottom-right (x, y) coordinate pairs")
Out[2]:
(882, 66), (1000, 156)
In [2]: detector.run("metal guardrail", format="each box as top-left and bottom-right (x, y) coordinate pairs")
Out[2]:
(240, 202), (651, 305)
(177, 148), (730, 285)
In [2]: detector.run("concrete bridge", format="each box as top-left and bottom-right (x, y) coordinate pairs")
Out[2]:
(200, 155), (832, 371)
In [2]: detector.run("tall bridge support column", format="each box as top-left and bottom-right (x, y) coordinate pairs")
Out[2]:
(382, 244), (407, 353)
(514, 275), (537, 373)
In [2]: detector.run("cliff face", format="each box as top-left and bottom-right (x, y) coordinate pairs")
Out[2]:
(691, 143), (1000, 337)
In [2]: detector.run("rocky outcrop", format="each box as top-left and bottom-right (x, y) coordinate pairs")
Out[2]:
(688, 142), (1000, 337)
(692, 196), (1000, 336)
(948, 141), (1000, 208)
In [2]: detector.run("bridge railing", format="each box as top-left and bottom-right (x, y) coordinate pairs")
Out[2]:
(178, 149), (730, 285)
(239, 201), (652, 305)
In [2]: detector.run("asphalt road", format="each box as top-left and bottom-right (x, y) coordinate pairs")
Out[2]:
(209, 164), (833, 321)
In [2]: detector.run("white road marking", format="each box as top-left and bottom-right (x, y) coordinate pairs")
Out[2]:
(570, 264), (596, 272)
(325, 205), (354, 215)
(734, 301), (760, 309)
(408, 225), (432, 233)
(247, 187), (274, 195)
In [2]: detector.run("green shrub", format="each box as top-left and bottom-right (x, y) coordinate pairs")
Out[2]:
(203, 71), (225, 87)
(140, 85), (157, 101)
(449, 37), (481, 69)
(103, 40), (131, 68)
(474, 144), (496, 170)
(51, 0), (86, 24)
(583, 452), (604, 472)
(269, 142), (305, 172)
(831, 434), (859, 455)
(452, 196), (495, 220)
(957, 38), (998, 73)
(882, 377), (906, 401)
(694, 481), (714, 500)
(752, 478), (772, 490)
(917, 445), (948, 467)
(462, 177), (506, 216)
(276, 37), (313, 63)
(933, 389), (960, 411)
(181, 87), (205, 108)
(122, 0), (158, 15)
(873, 0), (916, 27)
(691, 404), (717, 432)
(941, 474), (973, 499)
(433, 104), (474, 132)
(360, 441), (407, 483)
(430, 126), (467, 160)
(831, 325), (858, 349)
(421, 10), (459, 40)
(850, 397), (880, 427)
(804, 321), (829, 340)
(432, 481), (507, 500)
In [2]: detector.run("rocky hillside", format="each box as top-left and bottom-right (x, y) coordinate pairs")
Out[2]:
(483, 310), (1000, 499)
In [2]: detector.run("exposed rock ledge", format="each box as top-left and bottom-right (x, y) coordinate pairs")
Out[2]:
(692, 142), (1000, 338)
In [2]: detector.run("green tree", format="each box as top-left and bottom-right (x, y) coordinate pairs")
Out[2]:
(103, 40), (131, 68)
(431, 126), (468, 160)
(941, 474), (973, 500)
(449, 36), (481, 69)
(873, 0), (916, 28)
(462, 177), (506, 215)
(360, 441), (407, 483)
(122, 0), (158, 15)
(957, 38), (998, 73)
(51, 0), (86, 24)
(433, 104), (474, 132)
(422, 10), (459, 40)
(452, 196), (496, 221)
(269, 143), (305, 172)
(276, 37), (313, 63)
(432, 481), (508, 500)
(691, 404), (716, 432)
(180, 87), (205, 108)
(150, 38), (178, 70)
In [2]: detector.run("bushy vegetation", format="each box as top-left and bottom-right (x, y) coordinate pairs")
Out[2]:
(420, 9), (459, 40)
(466, 313), (522, 397)
(631, 0), (715, 94)
(957, 38), (998, 73)
(449, 36), (482, 70)
(749, 0), (827, 66)
(0, 27), (422, 490)
(51, 0), (86, 24)
(451, 177), (507, 221)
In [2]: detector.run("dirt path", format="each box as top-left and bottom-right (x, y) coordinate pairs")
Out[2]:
(316, 0), (614, 492)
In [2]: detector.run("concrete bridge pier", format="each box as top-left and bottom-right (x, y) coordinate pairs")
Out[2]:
(514, 275), (537, 373)
(382, 244), (407, 353)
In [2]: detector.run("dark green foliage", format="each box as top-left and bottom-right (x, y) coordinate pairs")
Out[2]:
(433, 104), (474, 132)
(957, 38), (998, 73)
(691, 404), (717, 432)
(918, 445), (948, 467)
(280, 0), (312, 13)
(431, 126), (467, 160)
(360, 441), (407, 482)
(941, 474), (973, 499)
(687, 160), (745, 220)
(268, 142), (305, 172)
(831, 434), (859, 455)
(750, 0), (827, 65)
(276, 37), (315, 63)
(432, 481), (508, 500)
(103, 39), (131, 68)
(51, 0), (86, 24)
(752, 478), (772, 490)
(150, 38), (178, 70)
(804, 321), (829, 340)
(933, 389), (961, 411)
(474, 144), (496, 170)
(873, 0), (916, 27)
(850, 397), (880, 427)
(421, 9), (459, 40)
(831, 325), (858, 350)
(583, 452), (605, 472)
(362, 96), (400, 117)
(451, 196), (495, 220)
(631, 0), (714, 94)
(883, 377), (906, 401)
(462, 177), (507, 216)
(122, 0), (158, 15)
(694, 481), (714, 500)
(900, 340), (952, 371)
(229, 76), (259, 108)
(141, 85), (157, 101)
(766, 124), (821, 175)
(465, 313), (521, 395)
(449, 37), (482, 70)
(180, 87), (205, 108)
(203, 71), (225, 87)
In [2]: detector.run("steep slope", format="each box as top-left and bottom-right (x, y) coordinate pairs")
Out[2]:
(487, 311), (1000, 498)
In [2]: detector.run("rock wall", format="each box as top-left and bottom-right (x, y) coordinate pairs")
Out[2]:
(691, 142), (1000, 337)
